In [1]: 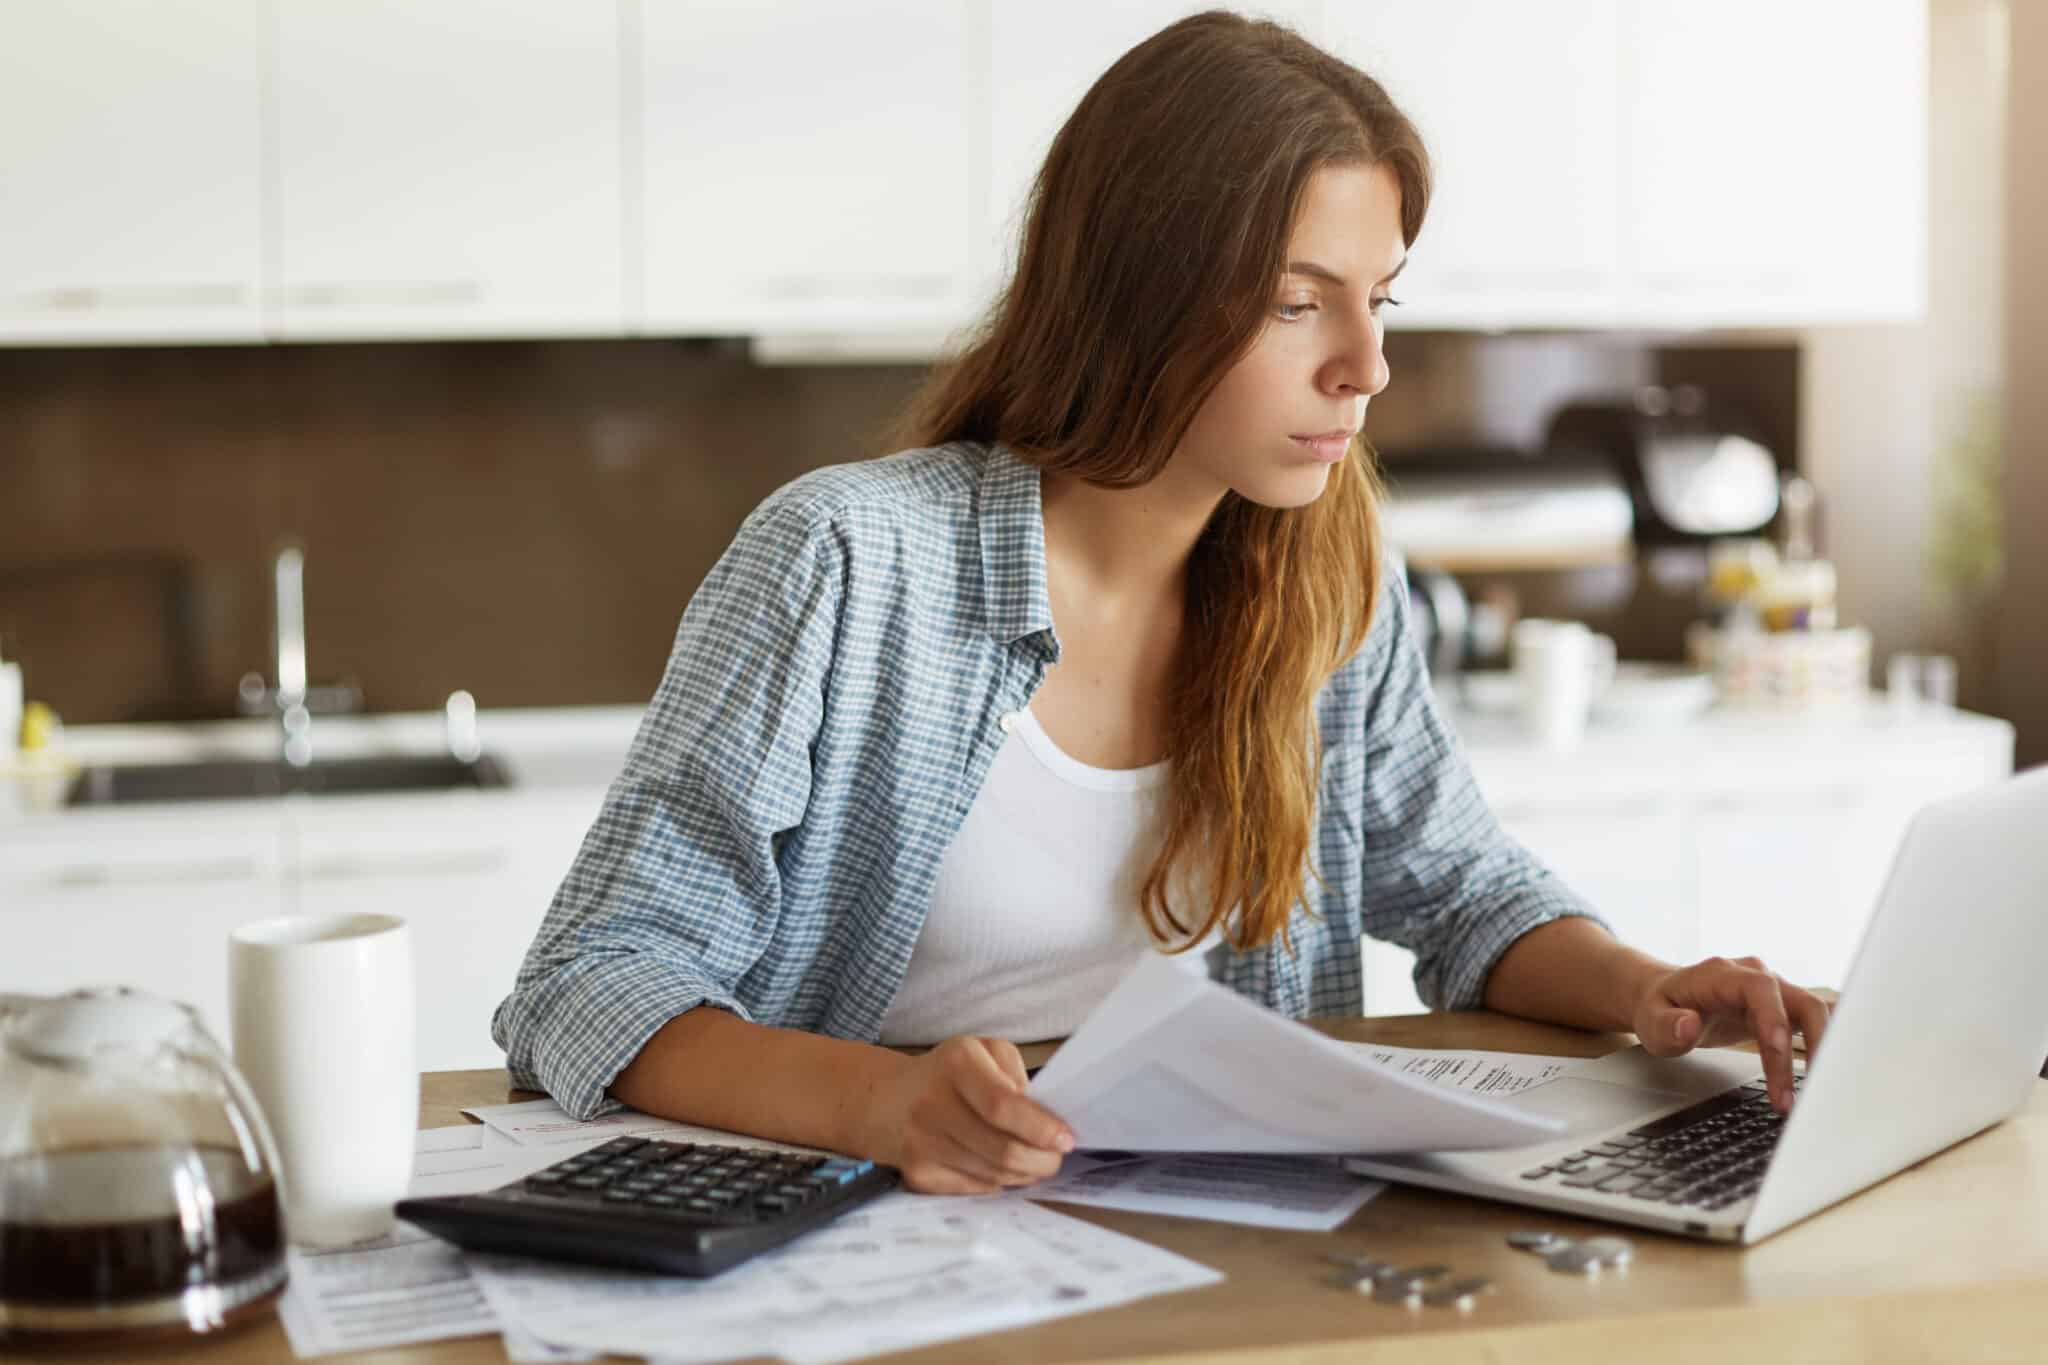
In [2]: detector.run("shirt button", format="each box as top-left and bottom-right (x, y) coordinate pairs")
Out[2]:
(998, 710), (1021, 734)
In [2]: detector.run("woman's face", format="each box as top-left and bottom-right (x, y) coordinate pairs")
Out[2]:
(1172, 161), (1405, 510)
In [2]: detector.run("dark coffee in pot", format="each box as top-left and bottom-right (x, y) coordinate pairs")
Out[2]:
(0, 1145), (285, 1340)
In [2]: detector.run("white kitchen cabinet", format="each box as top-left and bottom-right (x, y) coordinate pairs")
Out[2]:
(0, 785), (605, 1073)
(1312, 0), (1625, 330)
(1315, 0), (1926, 330)
(982, 0), (1322, 311)
(286, 787), (603, 1070)
(1618, 0), (1927, 326)
(0, 806), (286, 1043)
(0, 0), (264, 344)
(1360, 709), (2013, 1017)
(638, 1), (979, 336)
(1498, 799), (1693, 966)
(270, 1), (625, 340)
(1689, 746), (1988, 995)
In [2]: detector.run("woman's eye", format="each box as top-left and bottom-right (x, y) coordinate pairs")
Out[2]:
(1371, 295), (1404, 314)
(1274, 300), (1316, 321)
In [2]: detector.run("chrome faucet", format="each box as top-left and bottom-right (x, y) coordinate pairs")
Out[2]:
(239, 544), (361, 766)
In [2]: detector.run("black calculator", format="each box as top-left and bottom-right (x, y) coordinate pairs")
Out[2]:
(394, 1136), (901, 1277)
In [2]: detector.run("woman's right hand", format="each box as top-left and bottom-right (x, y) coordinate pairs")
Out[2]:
(859, 1035), (1076, 1194)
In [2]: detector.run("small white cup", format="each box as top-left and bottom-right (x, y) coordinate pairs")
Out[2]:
(1511, 619), (1616, 750)
(229, 912), (417, 1248)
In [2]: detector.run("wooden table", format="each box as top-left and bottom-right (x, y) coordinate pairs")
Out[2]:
(171, 1010), (2048, 1364)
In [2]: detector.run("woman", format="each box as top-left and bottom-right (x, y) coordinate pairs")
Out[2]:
(494, 11), (1829, 1195)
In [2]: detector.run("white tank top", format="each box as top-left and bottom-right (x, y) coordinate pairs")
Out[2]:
(877, 706), (1219, 1046)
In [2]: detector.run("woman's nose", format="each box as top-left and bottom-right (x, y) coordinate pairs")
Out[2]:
(1327, 321), (1390, 399)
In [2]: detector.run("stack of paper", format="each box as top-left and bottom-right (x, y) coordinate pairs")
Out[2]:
(277, 952), (1585, 1362)
(277, 1100), (1220, 1363)
(1030, 953), (1568, 1152)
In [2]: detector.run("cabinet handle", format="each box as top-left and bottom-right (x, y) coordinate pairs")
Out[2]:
(14, 284), (247, 313)
(281, 280), (483, 309)
(1695, 785), (1866, 814)
(39, 858), (263, 889)
(296, 849), (506, 882)
(1497, 801), (1675, 822)
(754, 273), (954, 301)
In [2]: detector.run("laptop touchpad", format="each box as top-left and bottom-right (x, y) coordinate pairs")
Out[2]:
(1504, 1076), (1684, 1139)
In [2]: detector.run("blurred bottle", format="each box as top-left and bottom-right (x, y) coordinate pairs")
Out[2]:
(1759, 474), (1837, 632)
(0, 645), (20, 761)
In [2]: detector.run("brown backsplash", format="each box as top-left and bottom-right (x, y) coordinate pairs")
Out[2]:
(0, 335), (1796, 724)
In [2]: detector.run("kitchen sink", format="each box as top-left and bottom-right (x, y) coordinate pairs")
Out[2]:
(65, 753), (513, 806)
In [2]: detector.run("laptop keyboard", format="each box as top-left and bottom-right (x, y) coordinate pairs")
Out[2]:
(1518, 1074), (1805, 1212)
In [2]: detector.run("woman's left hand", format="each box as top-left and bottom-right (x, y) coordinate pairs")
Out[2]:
(1630, 956), (1831, 1113)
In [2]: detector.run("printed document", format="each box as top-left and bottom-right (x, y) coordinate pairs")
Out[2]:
(1348, 1042), (1577, 1096)
(278, 1125), (547, 1359)
(1025, 1150), (1385, 1230)
(1029, 953), (1566, 1153)
(462, 1096), (822, 1154)
(471, 1190), (1220, 1365)
(1017, 1048), (1577, 1229)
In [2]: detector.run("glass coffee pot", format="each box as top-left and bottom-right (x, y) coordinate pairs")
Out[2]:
(0, 988), (290, 1345)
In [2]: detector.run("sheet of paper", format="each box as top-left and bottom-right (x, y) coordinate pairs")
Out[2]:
(498, 1318), (606, 1364)
(1029, 954), (1566, 1154)
(279, 1124), (544, 1359)
(1025, 1150), (1384, 1231)
(470, 1191), (1221, 1365)
(462, 1097), (825, 1155)
(1347, 1042), (1577, 1096)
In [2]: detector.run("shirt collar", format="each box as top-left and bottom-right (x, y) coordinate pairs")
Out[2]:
(975, 441), (1057, 645)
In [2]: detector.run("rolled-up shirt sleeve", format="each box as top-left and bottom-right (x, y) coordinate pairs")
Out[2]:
(492, 492), (843, 1119)
(1353, 571), (1613, 1011)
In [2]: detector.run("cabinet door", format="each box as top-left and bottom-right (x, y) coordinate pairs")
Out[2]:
(0, 810), (287, 1042)
(1691, 787), (1877, 994)
(1500, 800), (1694, 967)
(639, 1), (977, 335)
(985, 3), (1325, 299)
(288, 789), (603, 1071)
(1619, 0), (1926, 325)
(1313, 0), (1624, 329)
(1361, 799), (1688, 1017)
(1693, 748), (1999, 994)
(271, 1), (624, 339)
(0, 0), (263, 343)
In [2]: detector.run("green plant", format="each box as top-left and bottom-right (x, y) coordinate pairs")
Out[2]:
(1928, 387), (2004, 605)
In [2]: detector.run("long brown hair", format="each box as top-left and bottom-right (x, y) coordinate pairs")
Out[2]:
(887, 10), (1432, 953)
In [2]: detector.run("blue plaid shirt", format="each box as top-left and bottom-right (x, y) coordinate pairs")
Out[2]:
(494, 440), (1608, 1118)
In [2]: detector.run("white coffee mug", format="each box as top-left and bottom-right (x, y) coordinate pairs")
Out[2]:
(1511, 619), (1617, 750)
(229, 912), (417, 1248)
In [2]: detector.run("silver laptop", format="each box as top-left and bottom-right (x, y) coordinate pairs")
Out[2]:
(1344, 764), (2048, 1244)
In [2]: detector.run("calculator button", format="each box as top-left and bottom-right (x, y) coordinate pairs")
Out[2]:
(567, 1175), (606, 1191)
(645, 1193), (681, 1209)
(525, 1171), (568, 1188)
(603, 1188), (642, 1203)
(814, 1159), (871, 1185)
(755, 1195), (794, 1214)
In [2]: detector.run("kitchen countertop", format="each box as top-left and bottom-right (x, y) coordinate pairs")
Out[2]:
(46, 704), (645, 788)
(5, 696), (2016, 829)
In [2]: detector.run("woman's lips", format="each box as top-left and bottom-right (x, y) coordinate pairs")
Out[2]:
(1289, 432), (1354, 463)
